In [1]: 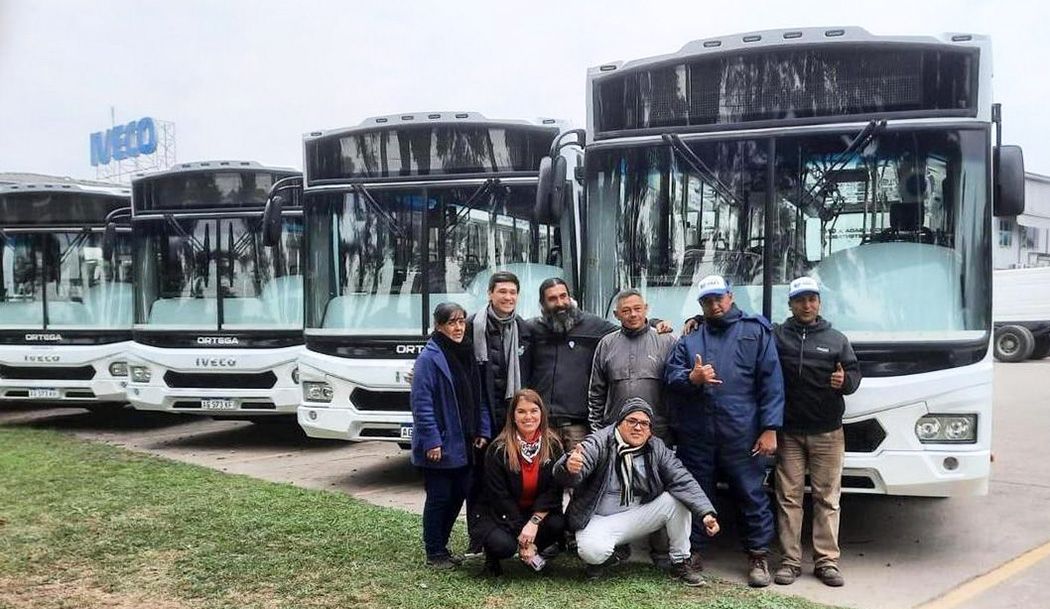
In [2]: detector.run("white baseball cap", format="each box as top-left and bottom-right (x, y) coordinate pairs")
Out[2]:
(788, 276), (821, 299)
(697, 275), (731, 300)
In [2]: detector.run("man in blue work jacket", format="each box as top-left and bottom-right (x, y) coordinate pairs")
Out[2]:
(664, 275), (785, 588)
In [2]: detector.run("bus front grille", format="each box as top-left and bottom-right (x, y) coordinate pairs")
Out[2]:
(164, 371), (277, 389)
(351, 388), (411, 412)
(0, 365), (96, 380)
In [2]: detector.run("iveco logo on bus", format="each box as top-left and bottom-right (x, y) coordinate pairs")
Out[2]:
(395, 344), (425, 355)
(196, 336), (240, 346)
(24, 354), (60, 363)
(25, 333), (63, 342)
(195, 357), (237, 368)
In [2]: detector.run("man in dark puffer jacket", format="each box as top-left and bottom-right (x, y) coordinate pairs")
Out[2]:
(771, 277), (861, 588)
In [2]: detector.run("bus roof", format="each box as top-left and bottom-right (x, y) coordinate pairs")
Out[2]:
(0, 180), (129, 199)
(305, 111), (564, 142)
(131, 160), (299, 183)
(590, 27), (988, 76)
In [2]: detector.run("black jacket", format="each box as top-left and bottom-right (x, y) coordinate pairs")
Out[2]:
(470, 440), (565, 544)
(526, 311), (618, 422)
(772, 317), (862, 434)
(466, 312), (533, 426)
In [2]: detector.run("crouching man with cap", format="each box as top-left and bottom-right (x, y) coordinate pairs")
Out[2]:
(553, 398), (720, 586)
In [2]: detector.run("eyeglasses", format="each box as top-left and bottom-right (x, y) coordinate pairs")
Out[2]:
(622, 417), (651, 430)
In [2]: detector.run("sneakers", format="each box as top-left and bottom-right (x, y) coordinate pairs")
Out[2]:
(774, 564), (802, 585)
(689, 550), (705, 572)
(585, 547), (631, 580)
(670, 561), (707, 587)
(425, 555), (458, 570)
(747, 552), (771, 588)
(815, 565), (845, 587)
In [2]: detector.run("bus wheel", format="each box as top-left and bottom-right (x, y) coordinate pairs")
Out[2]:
(994, 325), (1035, 362)
(1030, 335), (1050, 360)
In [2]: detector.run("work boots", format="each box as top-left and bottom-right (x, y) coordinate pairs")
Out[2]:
(747, 551), (771, 588)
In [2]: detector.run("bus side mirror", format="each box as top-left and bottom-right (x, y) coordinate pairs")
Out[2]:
(101, 222), (117, 260)
(262, 194), (284, 247)
(534, 155), (567, 224)
(994, 145), (1025, 217)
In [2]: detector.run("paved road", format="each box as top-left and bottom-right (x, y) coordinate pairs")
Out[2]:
(2, 361), (1048, 609)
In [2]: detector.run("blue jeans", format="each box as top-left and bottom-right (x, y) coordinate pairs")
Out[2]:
(422, 466), (472, 559)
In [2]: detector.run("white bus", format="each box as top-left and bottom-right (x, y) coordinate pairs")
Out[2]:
(295, 112), (580, 445)
(123, 162), (306, 420)
(0, 180), (133, 408)
(546, 28), (1025, 496)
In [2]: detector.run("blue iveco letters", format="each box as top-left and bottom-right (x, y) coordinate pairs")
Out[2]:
(90, 117), (158, 166)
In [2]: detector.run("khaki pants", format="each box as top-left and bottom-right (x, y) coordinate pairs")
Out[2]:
(775, 429), (844, 569)
(554, 423), (589, 452)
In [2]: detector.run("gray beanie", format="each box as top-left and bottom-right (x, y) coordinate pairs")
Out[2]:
(617, 397), (655, 424)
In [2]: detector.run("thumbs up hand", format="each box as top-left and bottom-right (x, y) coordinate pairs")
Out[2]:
(566, 444), (586, 475)
(830, 362), (845, 390)
(688, 353), (723, 386)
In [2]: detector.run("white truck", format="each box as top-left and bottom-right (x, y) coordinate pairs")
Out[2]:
(993, 267), (1050, 361)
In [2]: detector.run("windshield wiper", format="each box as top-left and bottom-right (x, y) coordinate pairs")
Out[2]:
(449, 178), (502, 231)
(804, 119), (886, 209)
(164, 214), (208, 254)
(351, 184), (407, 240)
(662, 134), (746, 210)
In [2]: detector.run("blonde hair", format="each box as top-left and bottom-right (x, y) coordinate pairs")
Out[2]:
(494, 389), (562, 473)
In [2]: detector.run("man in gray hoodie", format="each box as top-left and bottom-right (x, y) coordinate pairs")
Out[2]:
(554, 398), (719, 586)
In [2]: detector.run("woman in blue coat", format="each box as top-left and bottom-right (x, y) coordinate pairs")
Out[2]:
(410, 302), (493, 568)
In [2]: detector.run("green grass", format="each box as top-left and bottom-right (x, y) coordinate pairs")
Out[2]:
(0, 427), (843, 609)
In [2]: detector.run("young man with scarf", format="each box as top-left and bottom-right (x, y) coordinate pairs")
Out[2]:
(466, 271), (532, 426)
(665, 275), (785, 587)
(553, 398), (719, 586)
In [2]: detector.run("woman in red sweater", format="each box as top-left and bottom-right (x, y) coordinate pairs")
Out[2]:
(471, 389), (566, 576)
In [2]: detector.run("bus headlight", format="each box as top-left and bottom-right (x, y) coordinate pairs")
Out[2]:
(915, 414), (977, 444)
(303, 381), (333, 403)
(129, 366), (152, 383)
(108, 361), (129, 377)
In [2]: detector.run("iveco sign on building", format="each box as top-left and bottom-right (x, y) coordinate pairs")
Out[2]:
(90, 117), (158, 166)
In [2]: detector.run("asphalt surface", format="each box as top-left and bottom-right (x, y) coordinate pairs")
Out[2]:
(1, 360), (1048, 609)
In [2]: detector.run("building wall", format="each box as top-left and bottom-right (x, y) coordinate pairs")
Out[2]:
(994, 173), (1050, 269)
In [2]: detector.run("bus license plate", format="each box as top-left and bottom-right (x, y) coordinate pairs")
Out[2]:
(28, 388), (60, 399)
(400, 425), (413, 439)
(201, 398), (235, 410)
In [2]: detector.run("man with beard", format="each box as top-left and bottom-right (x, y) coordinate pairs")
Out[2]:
(664, 275), (784, 588)
(527, 278), (670, 451)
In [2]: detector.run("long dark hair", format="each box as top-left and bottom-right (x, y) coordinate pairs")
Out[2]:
(494, 389), (562, 473)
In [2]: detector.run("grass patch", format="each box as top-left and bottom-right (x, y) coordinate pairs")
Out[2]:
(0, 428), (842, 609)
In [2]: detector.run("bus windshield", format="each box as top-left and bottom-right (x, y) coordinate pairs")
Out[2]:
(585, 127), (990, 342)
(0, 231), (134, 329)
(306, 183), (565, 335)
(134, 215), (304, 330)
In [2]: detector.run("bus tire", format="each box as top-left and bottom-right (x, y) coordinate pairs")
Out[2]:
(1029, 334), (1050, 360)
(994, 325), (1035, 362)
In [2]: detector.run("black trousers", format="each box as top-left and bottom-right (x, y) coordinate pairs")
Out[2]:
(480, 513), (566, 560)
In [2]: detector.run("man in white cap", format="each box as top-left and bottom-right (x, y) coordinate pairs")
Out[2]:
(770, 277), (861, 588)
(664, 274), (785, 587)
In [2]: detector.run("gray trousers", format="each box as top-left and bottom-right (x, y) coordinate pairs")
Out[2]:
(576, 492), (692, 565)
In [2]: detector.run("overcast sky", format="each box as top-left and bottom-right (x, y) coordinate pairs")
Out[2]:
(1, 0), (1047, 181)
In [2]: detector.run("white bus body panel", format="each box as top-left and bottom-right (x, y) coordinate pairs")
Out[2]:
(125, 343), (302, 416)
(0, 342), (131, 403)
(840, 355), (992, 496)
(296, 349), (414, 442)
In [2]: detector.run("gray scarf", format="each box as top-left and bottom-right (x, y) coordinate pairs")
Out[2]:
(472, 305), (522, 399)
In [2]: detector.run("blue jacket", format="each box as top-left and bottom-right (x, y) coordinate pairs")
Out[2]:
(409, 339), (493, 469)
(664, 306), (785, 444)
